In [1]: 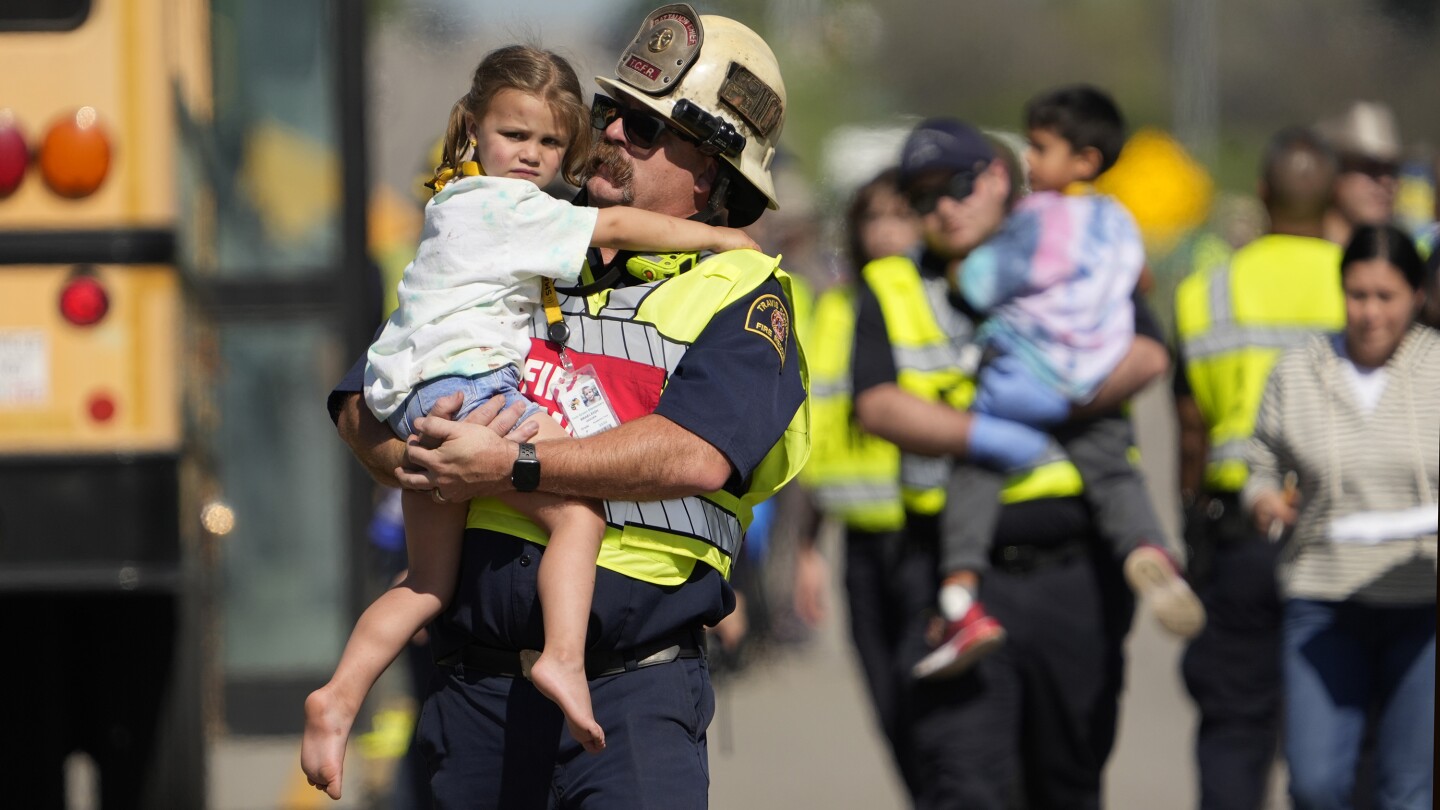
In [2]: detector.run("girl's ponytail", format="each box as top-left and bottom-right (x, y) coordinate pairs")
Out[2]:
(428, 94), (477, 192)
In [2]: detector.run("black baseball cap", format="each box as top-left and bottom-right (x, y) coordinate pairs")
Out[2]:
(898, 118), (994, 189)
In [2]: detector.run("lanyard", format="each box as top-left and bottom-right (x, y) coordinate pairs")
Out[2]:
(540, 279), (574, 371)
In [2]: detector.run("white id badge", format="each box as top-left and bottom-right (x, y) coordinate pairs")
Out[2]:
(554, 364), (622, 437)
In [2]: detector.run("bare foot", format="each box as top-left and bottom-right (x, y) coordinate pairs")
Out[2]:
(529, 653), (605, 753)
(301, 686), (356, 799)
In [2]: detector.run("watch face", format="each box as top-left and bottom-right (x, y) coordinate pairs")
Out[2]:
(512, 443), (541, 492)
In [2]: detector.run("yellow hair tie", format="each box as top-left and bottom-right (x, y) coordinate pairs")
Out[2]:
(424, 161), (485, 194)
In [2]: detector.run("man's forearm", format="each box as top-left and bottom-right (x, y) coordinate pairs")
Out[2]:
(855, 383), (973, 457)
(1074, 335), (1169, 418)
(534, 414), (733, 501)
(335, 392), (406, 487)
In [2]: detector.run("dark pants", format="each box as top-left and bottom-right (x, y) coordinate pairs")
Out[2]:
(417, 655), (714, 810)
(904, 514), (1135, 810)
(418, 531), (730, 809)
(842, 525), (928, 799)
(1181, 494), (1283, 810)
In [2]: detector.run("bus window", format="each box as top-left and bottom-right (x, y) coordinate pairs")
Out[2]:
(0, 0), (92, 32)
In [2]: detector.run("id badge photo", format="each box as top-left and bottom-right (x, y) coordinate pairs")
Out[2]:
(554, 363), (622, 438)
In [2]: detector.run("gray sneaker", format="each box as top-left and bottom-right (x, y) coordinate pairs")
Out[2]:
(1124, 544), (1206, 638)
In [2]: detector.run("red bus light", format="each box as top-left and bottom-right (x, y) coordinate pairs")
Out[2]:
(0, 110), (27, 199)
(88, 392), (117, 423)
(39, 107), (111, 199)
(60, 271), (110, 326)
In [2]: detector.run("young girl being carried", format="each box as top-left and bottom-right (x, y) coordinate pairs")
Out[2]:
(300, 44), (758, 800)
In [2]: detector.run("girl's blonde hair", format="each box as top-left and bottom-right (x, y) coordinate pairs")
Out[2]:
(437, 45), (590, 188)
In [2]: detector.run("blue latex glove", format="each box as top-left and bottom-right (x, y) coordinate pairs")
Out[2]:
(973, 354), (1071, 428)
(965, 413), (1052, 472)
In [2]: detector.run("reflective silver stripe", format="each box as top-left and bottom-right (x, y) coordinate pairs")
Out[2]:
(530, 292), (688, 376)
(811, 481), (901, 512)
(1209, 264), (1233, 325)
(894, 343), (962, 373)
(901, 453), (953, 491)
(1186, 324), (1320, 359)
(604, 496), (743, 558)
(809, 378), (851, 399)
(1208, 439), (1248, 465)
(925, 277), (976, 347)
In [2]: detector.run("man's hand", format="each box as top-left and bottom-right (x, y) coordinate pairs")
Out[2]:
(792, 543), (831, 628)
(395, 394), (540, 502)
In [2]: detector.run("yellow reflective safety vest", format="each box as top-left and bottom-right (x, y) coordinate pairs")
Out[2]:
(861, 256), (1083, 513)
(1174, 234), (1343, 492)
(465, 249), (811, 586)
(797, 283), (905, 532)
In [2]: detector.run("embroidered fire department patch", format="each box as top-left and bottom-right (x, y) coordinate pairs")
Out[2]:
(744, 294), (789, 364)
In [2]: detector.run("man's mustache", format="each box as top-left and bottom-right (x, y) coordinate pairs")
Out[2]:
(586, 141), (634, 188)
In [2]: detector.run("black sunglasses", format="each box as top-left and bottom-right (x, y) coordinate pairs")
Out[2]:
(906, 170), (980, 216)
(1340, 154), (1399, 181)
(591, 94), (674, 150)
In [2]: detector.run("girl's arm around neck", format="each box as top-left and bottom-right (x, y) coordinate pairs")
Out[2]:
(591, 207), (759, 255)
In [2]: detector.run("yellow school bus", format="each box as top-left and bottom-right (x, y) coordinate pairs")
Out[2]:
(0, 1), (370, 805)
(0, 1), (209, 805)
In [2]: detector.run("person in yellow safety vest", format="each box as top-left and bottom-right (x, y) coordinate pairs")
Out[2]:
(849, 118), (1170, 808)
(1173, 126), (1345, 810)
(790, 167), (921, 792)
(328, 7), (808, 807)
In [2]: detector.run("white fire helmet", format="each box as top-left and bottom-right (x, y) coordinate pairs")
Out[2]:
(595, 4), (786, 225)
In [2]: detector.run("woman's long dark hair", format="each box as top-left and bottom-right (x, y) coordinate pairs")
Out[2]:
(843, 168), (905, 270)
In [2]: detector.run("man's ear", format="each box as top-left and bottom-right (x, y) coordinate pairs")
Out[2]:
(694, 159), (720, 196)
(982, 159), (1013, 204)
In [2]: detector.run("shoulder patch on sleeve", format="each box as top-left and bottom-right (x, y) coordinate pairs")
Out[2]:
(745, 293), (789, 364)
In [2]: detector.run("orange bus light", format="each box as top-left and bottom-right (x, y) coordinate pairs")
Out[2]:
(0, 110), (27, 199)
(59, 272), (110, 325)
(38, 107), (111, 199)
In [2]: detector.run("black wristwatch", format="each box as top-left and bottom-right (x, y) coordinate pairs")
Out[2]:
(511, 442), (540, 492)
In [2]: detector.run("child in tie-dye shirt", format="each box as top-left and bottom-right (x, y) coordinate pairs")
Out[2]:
(914, 86), (1205, 683)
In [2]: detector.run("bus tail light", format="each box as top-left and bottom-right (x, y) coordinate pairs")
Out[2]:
(0, 109), (27, 199)
(88, 392), (117, 423)
(59, 267), (110, 326)
(38, 106), (110, 199)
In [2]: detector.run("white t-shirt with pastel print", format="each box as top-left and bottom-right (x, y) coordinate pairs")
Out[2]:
(364, 175), (599, 421)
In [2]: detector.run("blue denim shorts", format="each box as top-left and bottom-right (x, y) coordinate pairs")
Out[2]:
(387, 367), (542, 439)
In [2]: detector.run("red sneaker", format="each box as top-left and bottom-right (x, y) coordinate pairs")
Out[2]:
(1124, 543), (1206, 639)
(911, 603), (1006, 681)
